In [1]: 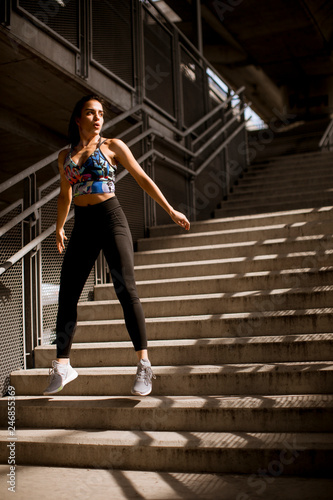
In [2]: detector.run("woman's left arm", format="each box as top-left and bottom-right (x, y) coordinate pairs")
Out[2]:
(111, 138), (190, 230)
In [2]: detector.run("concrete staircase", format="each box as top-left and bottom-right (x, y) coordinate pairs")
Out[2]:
(1, 151), (333, 488)
(217, 150), (333, 216)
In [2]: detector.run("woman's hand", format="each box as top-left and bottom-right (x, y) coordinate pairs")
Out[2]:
(56, 228), (67, 254)
(170, 209), (190, 230)
(56, 149), (72, 254)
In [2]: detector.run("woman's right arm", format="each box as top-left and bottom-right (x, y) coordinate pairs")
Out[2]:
(56, 150), (72, 254)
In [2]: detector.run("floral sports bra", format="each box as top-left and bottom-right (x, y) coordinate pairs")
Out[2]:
(63, 138), (117, 198)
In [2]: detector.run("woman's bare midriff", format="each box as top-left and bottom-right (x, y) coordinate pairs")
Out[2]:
(74, 192), (115, 207)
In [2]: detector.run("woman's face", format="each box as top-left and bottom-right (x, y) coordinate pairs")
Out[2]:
(76, 100), (104, 136)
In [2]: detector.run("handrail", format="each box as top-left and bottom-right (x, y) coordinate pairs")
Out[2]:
(0, 150), (60, 194)
(153, 105), (247, 159)
(319, 118), (333, 149)
(183, 88), (244, 137)
(0, 209), (74, 276)
(126, 105), (247, 160)
(196, 120), (248, 176)
(115, 146), (195, 183)
(141, 87), (244, 140)
(116, 121), (143, 140)
(192, 118), (223, 147)
(0, 199), (23, 219)
(0, 187), (60, 238)
(0, 103), (144, 195)
(193, 107), (248, 158)
(102, 103), (142, 132)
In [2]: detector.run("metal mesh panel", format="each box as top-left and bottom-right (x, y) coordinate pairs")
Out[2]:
(226, 122), (248, 192)
(18, 0), (79, 47)
(154, 158), (188, 225)
(152, 137), (190, 223)
(114, 125), (145, 243)
(143, 8), (174, 116)
(0, 204), (24, 396)
(193, 115), (247, 220)
(194, 151), (226, 221)
(181, 46), (206, 128)
(116, 173), (145, 244)
(92, 0), (134, 87)
(39, 179), (95, 346)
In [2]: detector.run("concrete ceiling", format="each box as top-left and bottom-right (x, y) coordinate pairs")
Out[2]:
(162, 0), (333, 122)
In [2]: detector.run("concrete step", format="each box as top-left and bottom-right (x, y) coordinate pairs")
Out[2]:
(233, 175), (333, 194)
(1, 394), (332, 433)
(232, 178), (333, 195)
(243, 162), (333, 178)
(215, 200), (333, 218)
(10, 361), (333, 396)
(226, 188), (333, 206)
(237, 177), (332, 194)
(149, 206), (333, 238)
(0, 429), (332, 475)
(74, 308), (333, 343)
(134, 236), (333, 266)
(245, 153), (333, 168)
(78, 286), (333, 320)
(96, 268), (333, 300)
(251, 151), (333, 168)
(134, 250), (333, 280)
(137, 220), (333, 252)
(245, 166), (333, 184)
(254, 150), (333, 163)
(220, 192), (333, 210)
(35, 334), (333, 368)
(220, 189), (333, 208)
(2, 466), (332, 500)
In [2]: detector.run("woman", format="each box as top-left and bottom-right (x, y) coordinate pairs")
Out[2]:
(43, 94), (190, 397)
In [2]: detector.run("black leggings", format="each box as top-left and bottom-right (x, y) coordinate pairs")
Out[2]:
(56, 196), (147, 358)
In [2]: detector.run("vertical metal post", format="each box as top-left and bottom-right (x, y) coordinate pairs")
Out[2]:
(23, 174), (40, 368)
(95, 253), (103, 285)
(239, 90), (250, 170)
(189, 173), (196, 222)
(136, 0), (145, 106)
(147, 155), (156, 228)
(0, 0), (10, 26)
(192, 0), (203, 56)
(141, 111), (156, 232)
(37, 208), (43, 346)
(77, 0), (90, 78)
(172, 28), (181, 132)
(173, 28), (184, 134)
(222, 107), (230, 200)
(146, 132), (156, 229)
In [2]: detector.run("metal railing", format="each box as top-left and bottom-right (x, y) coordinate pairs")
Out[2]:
(319, 118), (333, 151)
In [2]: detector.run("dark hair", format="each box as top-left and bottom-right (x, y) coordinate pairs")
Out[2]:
(68, 94), (105, 147)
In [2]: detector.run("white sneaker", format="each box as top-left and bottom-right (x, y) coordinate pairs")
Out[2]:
(131, 359), (156, 396)
(43, 360), (78, 395)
